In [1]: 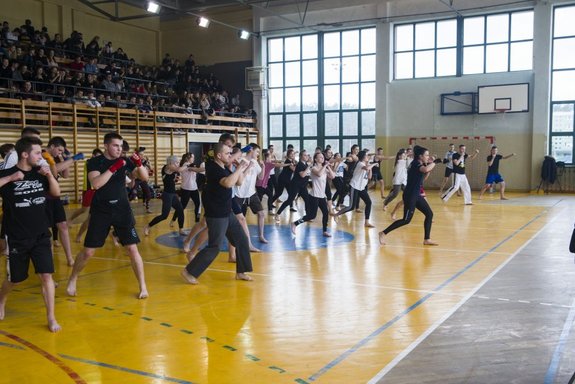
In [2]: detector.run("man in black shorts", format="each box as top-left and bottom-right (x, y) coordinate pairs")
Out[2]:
(66, 132), (149, 299)
(0, 136), (62, 332)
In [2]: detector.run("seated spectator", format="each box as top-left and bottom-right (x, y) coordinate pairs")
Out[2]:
(21, 47), (36, 69)
(18, 64), (32, 81)
(33, 67), (47, 92)
(46, 49), (59, 68)
(10, 61), (22, 83)
(113, 47), (128, 62)
(0, 57), (11, 86)
(114, 94), (128, 108)
(85, 36), (100, 59)
(101, 72), (116, 92)
(231, 93), (240, 107)
(184, 54), (195, 71)
(47, 33), (64, 57)
(6, 28), (19, 45)
(83, 73), (99, 90)
(51, 85), (69, 103)
(84, 57), (98, 74)
(18, 28), (31, 47)
(35, 48), (48, 66)
(47, 66), (62, 84)
(23, 19), (35, 37)
(69, 55), (84, 72)
(101, 41), (113, 62)
(18, 80), (39, 100)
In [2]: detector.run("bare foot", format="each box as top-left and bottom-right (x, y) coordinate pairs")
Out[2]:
(53, 240), (61, 247)
(274, 214), (281, 223)
(169, 220), (175, 228)
(249, 247), (261, 253)
(112, 236), (120, 247)
(378, 231), (386, 245)
(75, 235), (82, 243)
(383, 204), (387, 211)
(259, 237), (268, 244)
(478, 195), (483, 200)
(323, 231), (332, 237)
(138, 289), (149, 299)
(332, 214), (339, 223)
(391, 213), (397, 220)
(66, 258), (74, 267)
(186, 251), (196, 262)
(235, 273), (253, 281)
(290, 223), (296, 236)
(181, 269), (198, 285)
(365, 222), (375, 228)
(183, 241), (191, 253)
(355, 209), (363, 213)
(48, 319), (61, 333)
(423, 240), (439, 246)
(501, 196), (509, 200)
(144, 226), (150, 236)
(66, 280), (77, 297)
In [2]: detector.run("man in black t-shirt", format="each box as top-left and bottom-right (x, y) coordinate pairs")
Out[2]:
(479, 145), (516, 200)
(441, 144), (479, 205)
(181, 142), (253, 284)
(66, 132), (150, 299)
(0, 137), (62, 332)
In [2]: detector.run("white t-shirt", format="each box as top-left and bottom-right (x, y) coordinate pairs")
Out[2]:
(349, 161), (369, 191)
(0, 150), (17, 170)
(181, 168), (198, 191)
(310, 166), (327, 198)
(335, 162), (346, 178)
(234, 159), (261, 198)
(392, 159), (408, 186)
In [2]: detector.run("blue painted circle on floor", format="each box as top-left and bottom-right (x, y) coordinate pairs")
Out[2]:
(155, 224), (354, 252)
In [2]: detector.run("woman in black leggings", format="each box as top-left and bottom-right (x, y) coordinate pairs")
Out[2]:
(144, 155), (188, 236)
(275, 150), (310, 221)
(271, 149), (297, 208)
(379, 145), (438, 246)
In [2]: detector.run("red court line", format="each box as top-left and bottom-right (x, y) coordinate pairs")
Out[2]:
(0, 329), (87, 384)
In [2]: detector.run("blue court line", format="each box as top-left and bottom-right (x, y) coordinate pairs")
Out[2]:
(59, 354), (195, 384)
(0, 341), (25, 350)
(544, 297), (575, 383)
(308, 210), (546, 381)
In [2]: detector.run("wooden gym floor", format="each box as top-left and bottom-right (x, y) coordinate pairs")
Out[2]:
(1, 190), (575, 383)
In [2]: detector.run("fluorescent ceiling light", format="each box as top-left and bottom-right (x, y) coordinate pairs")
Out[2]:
(147, 1), (160, 13)
(239, 30), (250, 40)
(198, 17), (210, 28)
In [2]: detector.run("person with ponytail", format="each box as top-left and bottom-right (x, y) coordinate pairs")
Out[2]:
(378, 145), (438, 246)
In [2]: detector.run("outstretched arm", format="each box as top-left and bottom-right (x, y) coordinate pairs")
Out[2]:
(503, 153), (516, 160)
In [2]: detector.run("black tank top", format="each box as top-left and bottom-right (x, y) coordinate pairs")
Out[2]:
(162, 165), (177, 193)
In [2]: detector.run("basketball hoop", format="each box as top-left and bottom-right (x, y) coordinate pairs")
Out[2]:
(495, 109), (508, 114)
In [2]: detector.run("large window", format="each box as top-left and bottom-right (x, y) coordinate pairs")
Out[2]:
(267, 28), (376, 155)
(550, 5), (575, 164)
(394, 10), (533, 79)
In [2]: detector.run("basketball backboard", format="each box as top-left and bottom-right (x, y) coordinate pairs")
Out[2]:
(477, 83), (529, 114)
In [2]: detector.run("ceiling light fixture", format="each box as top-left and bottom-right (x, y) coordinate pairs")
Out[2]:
(197, 17), (210, 28)
(238, 30), (250, 40)
(147, 1), (160, 14)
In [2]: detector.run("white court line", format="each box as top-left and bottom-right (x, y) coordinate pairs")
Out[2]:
(366, 211), (557, 384)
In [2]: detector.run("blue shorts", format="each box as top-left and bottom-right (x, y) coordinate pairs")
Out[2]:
(486, 173), (504, 184)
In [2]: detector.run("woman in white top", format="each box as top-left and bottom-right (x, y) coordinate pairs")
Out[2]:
(171, 153), (204, 225)
(383, 148), (408, 210)
(335, 150), (378, 227)
(290, 152), (335, 237)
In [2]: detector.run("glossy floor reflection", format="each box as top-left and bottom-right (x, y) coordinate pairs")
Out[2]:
(0, 192), (572, 383)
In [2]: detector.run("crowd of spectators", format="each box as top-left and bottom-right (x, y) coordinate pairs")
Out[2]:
(0, 19), (256, 126)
